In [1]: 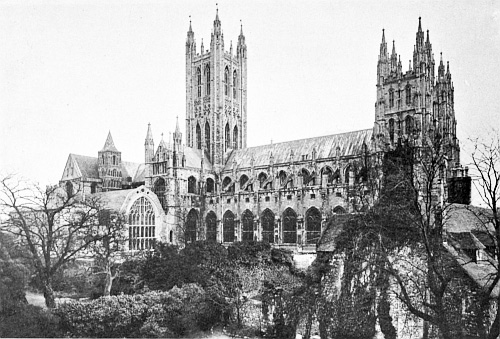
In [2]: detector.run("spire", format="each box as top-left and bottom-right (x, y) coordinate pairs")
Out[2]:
(186, 15), (195, 49)
(426, 29), (430, 43)
(101, 131), (119, 152)
(213, 4), (221, 36)
(188, 15), (192, 33)
(175, 116), (180, 134)
(145, 123), (153, 141)
(215, 4), (219, 22)
(240, 20), (243, 36)
(438, 52), (445, 77)
(391, 40), (396, 56)
(418, 17), (422, 33)
(158, 132), (166, 149)
(382, 28), (386, 44)
(379, 29), (388, 59)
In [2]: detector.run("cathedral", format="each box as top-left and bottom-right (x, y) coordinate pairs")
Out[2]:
(60, 13), (464, 253)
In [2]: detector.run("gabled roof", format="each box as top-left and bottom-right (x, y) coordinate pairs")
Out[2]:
(71, 154), (99, 180)
(95, 189), (135, 212)
(224, 129), (372, 170)
(445, 203), (494, 233)
(184, 147), (213, 171)
(448, 232), (485, 250)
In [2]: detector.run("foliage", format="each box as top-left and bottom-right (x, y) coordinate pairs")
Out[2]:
(55, 283), (210, 338)
(0, 303), (61, 338)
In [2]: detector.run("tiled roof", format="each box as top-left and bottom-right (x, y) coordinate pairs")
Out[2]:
(95, 189), (135, 212)
(100, 131), (119, 152)
(448, 232), (485, 250)
(184, 147), (213, 170)
(71, 154), (99, 179)
(444, 204), (494, 233)
(224, 129), (373, 170)
(317, 214), (352, 252)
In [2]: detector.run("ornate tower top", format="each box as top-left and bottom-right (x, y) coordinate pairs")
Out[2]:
(101, 131), (119, 152)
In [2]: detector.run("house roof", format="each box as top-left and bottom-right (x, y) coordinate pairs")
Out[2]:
(444, 203), (494, 233)
(71, 154), (99, 179)
(184, 147), (213, 170)
(448, 232), (485, 250)
(95, 189), (135, 212)
(224, 129), (373, 170)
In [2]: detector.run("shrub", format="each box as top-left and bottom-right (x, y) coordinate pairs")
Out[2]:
(0, 304), (61, 338)
(55, 283), (212, 338)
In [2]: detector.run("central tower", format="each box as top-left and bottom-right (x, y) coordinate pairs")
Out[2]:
(185, 9), (248, 169)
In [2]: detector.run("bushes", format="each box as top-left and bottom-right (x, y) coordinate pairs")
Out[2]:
(55, 283), (211, 338)
(0, 304), (61, 338)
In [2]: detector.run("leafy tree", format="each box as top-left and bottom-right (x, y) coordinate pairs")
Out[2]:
(0, 175), (102, 308)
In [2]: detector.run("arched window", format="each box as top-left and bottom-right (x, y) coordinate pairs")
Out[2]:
(261, 209), (275, 243)
(128, 196), (156, 250)
(225, 123), (230, 150)
(204, 65), (210, 95)
(223, 210), (235, 243)
(233, 70), (237, 98)
(306, 207), (322, 244)
(301, 168), (311, 186)
(197, 67), (201, 98)
(224, 66), (229, 96)
(242, 210), (254, 242)
(240, 174), (249, 191)
(405, 85), (411, 105)
(65, 181), (73, 197)
(389, 88), (395, 108)
(333, 206), (346, 214)
(282, 208), (297, 244)
(389, 118), (395, 143)
(233, 126), (238, 149)
(223, 176), (234, 193)
(185, 209), (198, 243)
(196, 123), (202, 149)
(258, 172), (268, 189)
(153, 178), (167, 211)
(279, 171), (287, 187)
(205, 122), (211, 156)
(345, 166), (351, 186)
(188, 176), (197, 194)
(405, 115), (414, 135)
(101, 154), (105, 165)
(206, 211), (217, 242)
(206, 178), (215, 193)
(90, 182), (97, 194)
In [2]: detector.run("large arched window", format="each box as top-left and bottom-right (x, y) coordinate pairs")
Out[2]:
(205, 122), (211, 156)
(261, 209), (275, 243)
(223, 210), (235, 243)
(233, 70), (237, 98)
(306, 207), (322, 244)
(301, 168), (312, 186)
(233, 126), (238, 149)
(321, 167), (333, 186)
(279, 171), (287, 187)
(206, 211), (217, 242)
(197, 67), (201, 98)
(196, 123), (202, 149)
(224, 66), (229, 96)
(225, 123), (230, 150)
(188, 176), (197, 194)
(204, 65), (210, 95)
(128, 196), (156, 250)
(153, 178), (167, 211)
(206, 178), (215, 193)
(185, 209), (198, 243)
(282, 208), (297, 244)
(389, 118), (395, 143)
(242, 210), (254, 242)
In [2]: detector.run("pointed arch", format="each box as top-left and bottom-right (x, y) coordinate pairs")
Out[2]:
(65, 181), (73, 197)
(196, 123), (202, 149)
(282, 208), (297, 244)
(225, 123), (230, 150)
(389, 118), (395, 143)
(258, 172), (268, 189)
(223, 176), (234, 193)
(128, 196), (156, 250)
(205, 121), (211, 156)
(233, 125), (239, 149)
(261, 209), (275, 243)
(305, 207), (322, 244)
(206, 178), (215, 193)
(279, 170), (287, 187)
(196, 67), (201, 98)
(242, 209), (254, 242)
(301, 168), (313, 186)
(223, 210), (235, 243)
(205, 211), (217, 242)
(345, 165), (351, 186)
(405, 115), (414, 135)
(153, 178), (166, 211)
(185, 209), (198, 243)
(224, 66), (229, 96)
(240, 174), (249, 190)
(233, 70), (237, 98)
(204, 65), (210, 95)
(188, 176), (197, 194)
(333, 206), (346, 214)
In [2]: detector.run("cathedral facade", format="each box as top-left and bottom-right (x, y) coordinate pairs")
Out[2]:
(60, 13), (464, 253)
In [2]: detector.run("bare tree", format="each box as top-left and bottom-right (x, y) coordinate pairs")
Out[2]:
(469, 133), (500, 339)
(0, 175), (101, 308)
(88, 210), (129, 297)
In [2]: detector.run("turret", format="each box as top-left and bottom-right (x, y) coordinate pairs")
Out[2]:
(145, 123), (154, 163)
(98, 131), (122, 191)
(173, 116), (182, 153)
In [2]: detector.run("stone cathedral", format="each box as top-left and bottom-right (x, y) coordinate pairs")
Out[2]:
(60, 14), (464, 252)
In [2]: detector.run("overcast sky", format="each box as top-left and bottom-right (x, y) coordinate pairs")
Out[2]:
(1, 0), (499, 186)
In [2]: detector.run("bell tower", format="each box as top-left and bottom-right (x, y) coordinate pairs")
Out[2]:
(185, 9), (247, 169)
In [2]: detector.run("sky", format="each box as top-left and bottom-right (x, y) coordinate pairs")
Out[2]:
(1, 0), (499, 187)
